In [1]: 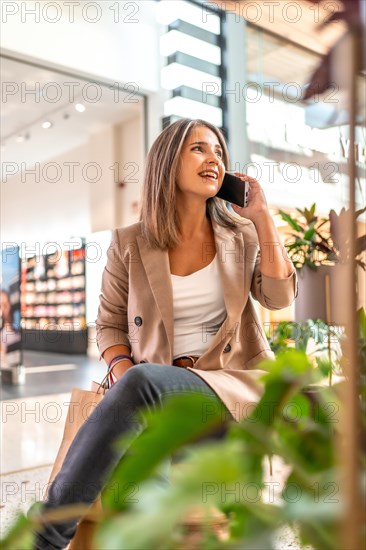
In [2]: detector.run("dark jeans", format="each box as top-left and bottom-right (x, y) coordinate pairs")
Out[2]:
(31, 363), (232, 550)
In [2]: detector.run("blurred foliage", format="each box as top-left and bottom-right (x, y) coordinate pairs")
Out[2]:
(279, 204), (366, 272)
(265, 319), (344, 385)
(2, 349), (355, 550)
(278, 204), (337, 271)
(265, 318), (336, 355)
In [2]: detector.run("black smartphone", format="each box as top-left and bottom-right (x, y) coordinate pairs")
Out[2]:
(215, 172), (249, 208)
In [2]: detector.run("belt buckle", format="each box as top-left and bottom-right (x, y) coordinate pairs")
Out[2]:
(174, 355), (198, 368)
(185, 355), (198, 367)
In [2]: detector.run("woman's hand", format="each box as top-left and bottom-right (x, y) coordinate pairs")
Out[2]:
(229, 173), (294, 278)
(229, 173), (269, 223)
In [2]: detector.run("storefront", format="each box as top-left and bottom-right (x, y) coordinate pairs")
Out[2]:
(1, 52), (149, 361)
(1, 0), (365, 363)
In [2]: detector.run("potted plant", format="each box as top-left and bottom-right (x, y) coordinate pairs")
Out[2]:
(279, 203), (337, 323)
(279, 203), (337, 271)
(279, 204), (366, 324)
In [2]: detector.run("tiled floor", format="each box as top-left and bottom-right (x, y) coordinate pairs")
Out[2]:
(0, 351), (107, 538)
(1, 350), (104, 401)
(1, 391), (72, 473)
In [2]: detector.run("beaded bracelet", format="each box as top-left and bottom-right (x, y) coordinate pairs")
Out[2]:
(108, 354), (133, 369)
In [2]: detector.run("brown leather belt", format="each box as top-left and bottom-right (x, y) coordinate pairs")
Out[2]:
(173, 355), (200, 368)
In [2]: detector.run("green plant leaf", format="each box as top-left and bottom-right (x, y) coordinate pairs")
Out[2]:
(357, 307), (366, 340)
(278, 210), (303, 232)
(96, 439), (251, 550)
(355, 235), (366, 256)
(304, 226), (316, 241)
(0, 512), (34, 550)
(101, 392), (228, 511)
(355, 206), (366, 219)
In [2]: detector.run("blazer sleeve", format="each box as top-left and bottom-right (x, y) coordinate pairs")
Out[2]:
(244, 219), (298, 310)
(96, 229), (131, 358)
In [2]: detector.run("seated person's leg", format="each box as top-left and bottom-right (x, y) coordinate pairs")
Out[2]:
(31, 363), (231, 550)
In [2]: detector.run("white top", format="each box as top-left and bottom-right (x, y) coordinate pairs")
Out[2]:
(170, 253), (227, 359)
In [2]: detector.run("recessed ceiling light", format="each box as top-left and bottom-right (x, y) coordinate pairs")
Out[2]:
(75, 103), (86, 113)
(15, 135), (25, 143)
(42, 121), (52, 129)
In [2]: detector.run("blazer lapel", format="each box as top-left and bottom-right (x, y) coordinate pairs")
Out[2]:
(136, 234), (175, 358)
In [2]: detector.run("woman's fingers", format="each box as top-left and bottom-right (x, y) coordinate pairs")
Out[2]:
(233, 172), (259, 184)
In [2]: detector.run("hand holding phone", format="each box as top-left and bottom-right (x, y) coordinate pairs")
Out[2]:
(215, 172), (249, 208)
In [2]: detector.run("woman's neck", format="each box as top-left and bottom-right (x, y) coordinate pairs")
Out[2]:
(177, 213), (212, 242)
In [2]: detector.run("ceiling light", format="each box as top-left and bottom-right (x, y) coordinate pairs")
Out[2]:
(75, 103), (86, 112)
(42, 121), (52, 129)
(15, 135), (25, 143)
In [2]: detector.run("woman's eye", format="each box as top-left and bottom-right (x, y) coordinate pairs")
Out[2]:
(192, 146), (203, 152)
(216, 151), (223, 158)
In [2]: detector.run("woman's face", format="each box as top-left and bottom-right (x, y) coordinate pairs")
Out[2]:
(175, 126), (225, 200)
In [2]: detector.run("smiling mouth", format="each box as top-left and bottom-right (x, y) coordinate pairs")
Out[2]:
(198, 171), (218, 181)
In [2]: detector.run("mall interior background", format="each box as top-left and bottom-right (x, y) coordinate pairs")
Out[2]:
(1, 0), (365, 385)
(1, 0), (365, 542)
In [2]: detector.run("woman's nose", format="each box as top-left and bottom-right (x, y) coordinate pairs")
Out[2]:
(206, 152), (219, 164)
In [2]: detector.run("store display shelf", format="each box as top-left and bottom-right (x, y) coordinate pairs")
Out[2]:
(24, 301), (85, 306)
(21, 245), (87, 353)
(22, 328), (88, 354)
(22, 316), (86, 321)
(25, 273), (85, 281)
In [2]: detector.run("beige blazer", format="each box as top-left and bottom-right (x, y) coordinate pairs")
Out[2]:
(96, 218), (297, 422)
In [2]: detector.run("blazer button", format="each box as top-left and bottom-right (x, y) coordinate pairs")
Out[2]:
(134, 316), (143, 327)
(223, 344), (231, 353)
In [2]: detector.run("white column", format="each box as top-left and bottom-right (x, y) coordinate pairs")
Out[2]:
(225, 14), (250, 170)
(88, 127), (117, 233)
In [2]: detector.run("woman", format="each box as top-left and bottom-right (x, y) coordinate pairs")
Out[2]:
(32, 119), (297, 549)
(1, 289), (21, 359)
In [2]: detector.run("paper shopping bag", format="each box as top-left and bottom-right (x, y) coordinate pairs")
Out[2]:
(45, 382), (107, 550)
(47, 384), (107, 490)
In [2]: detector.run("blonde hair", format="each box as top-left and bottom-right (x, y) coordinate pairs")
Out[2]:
(139, 118), (245, 249)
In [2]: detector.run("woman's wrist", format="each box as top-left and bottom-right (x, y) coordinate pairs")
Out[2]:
(251, 208), (272, 227)
(111, 358), (134, 379)
(108, 354), (134, 369)
(108, 355), (134, 380)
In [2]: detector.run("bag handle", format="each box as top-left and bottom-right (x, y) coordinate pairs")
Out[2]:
(95, 371), (109, 394)
(95, 359), (122, 394)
